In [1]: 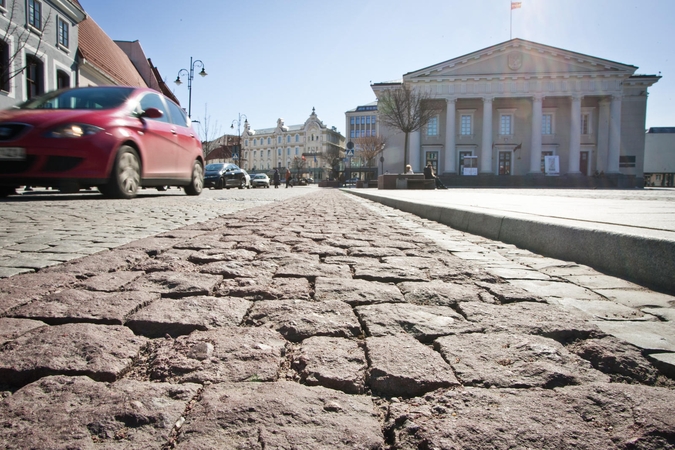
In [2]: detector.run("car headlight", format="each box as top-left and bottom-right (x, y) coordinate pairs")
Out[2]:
(45, 123), (104, 138)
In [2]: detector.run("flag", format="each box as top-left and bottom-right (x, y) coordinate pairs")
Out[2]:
(511, 1), (521, 9)
(514, 143), (522, 152)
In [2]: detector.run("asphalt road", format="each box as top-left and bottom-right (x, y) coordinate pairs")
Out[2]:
(0, 184), (317, 278)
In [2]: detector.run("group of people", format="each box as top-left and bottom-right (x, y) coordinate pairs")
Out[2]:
(406, 163), (447, 189)
(272, 168), (293, 188)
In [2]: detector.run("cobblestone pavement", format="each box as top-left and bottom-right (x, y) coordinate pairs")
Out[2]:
(1, 189), (675, 449)
(0, 186), (314, 278)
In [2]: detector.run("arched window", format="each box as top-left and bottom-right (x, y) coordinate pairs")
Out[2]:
(0, 40), (9, 92)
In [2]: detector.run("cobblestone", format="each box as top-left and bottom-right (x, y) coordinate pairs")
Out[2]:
(0, 188), (674, 448)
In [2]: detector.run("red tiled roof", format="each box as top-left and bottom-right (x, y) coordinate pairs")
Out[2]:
(78, 16), (147, 87)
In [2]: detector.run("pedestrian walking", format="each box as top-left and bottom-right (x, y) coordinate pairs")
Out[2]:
(285, 168), (293, 188)
(273, 168), (280, 188)
(405, 165), (414, 174)
(424, 162), (447, 189)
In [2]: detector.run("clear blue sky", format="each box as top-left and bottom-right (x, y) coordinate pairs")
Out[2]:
(78, 0), (674, 140)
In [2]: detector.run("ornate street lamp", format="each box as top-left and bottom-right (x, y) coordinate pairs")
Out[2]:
(174, 57), (207, 117)
(231, 113), (247, 168)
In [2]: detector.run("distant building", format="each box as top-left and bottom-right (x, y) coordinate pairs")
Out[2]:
(372, 38), (660, 187)
(345, 101), (379, 169)
(0, 0), (86, 109)
(240, 108), (345, 180)
(644, 128), (675, 187)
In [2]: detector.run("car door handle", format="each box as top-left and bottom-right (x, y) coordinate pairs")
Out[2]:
(171, 129), (177, 135)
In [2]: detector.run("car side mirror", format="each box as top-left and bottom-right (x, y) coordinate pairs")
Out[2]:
(140, 107), (163, 119)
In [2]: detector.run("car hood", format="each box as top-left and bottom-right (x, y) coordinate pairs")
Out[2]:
(0, 109), (117, 128)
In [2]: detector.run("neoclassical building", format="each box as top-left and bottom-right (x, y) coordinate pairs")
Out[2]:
(241, 108), (344, 179)
(372, 39), (660, 186)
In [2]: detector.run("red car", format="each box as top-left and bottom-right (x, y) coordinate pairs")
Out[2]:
(0, 86), (204, 199)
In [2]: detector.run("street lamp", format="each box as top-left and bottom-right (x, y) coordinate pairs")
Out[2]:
(174, 57), (207, 118)
(231, 113), (247, 168)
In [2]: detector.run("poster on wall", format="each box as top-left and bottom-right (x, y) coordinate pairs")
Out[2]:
(545, 155), (560, 176)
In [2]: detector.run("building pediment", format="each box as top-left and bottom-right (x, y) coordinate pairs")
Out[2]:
(405, 39), (637, 82)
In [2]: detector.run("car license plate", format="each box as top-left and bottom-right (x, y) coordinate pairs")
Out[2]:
(0, 147), (25, 160)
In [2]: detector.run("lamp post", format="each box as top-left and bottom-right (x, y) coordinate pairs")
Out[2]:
(231, 113), (247, 168)
(174, 57), (207, 118)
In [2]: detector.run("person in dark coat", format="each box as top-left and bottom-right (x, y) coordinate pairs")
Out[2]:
(424, 162), (447, 189)
(273, 168), (281, 188)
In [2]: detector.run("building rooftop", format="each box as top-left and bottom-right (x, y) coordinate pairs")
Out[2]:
(78, 16), (147, 87)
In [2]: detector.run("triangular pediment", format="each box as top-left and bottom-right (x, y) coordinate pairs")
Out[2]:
(405, 39), (637, 81)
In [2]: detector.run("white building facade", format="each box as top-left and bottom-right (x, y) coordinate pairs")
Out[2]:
(372, 39), (660, 187)
(241, 108), (344, 179)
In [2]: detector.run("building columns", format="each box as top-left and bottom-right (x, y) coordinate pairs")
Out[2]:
(607, 94), (622, 173)
(596, 98), (610, 173)
(444, 98), (456, 173)
(529, 94), (543, 173)
(480, 96), (493, 173)
(410, 130), (421, 172)
(568, 95), (582, 174)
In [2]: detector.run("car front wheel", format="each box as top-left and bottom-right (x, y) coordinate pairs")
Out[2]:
(103, 145), (140, 199)
(184, 160), (203, 196)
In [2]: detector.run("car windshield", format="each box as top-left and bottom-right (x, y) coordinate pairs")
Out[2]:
(17, 87), (135, 110)
(205, 163), (237, 171)
(252, 174), (266, 178)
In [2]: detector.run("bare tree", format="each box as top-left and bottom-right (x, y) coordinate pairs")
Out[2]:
(0, 2), (53, 90)
(319, 142), (343, 180)
(354, 134), (386, 168)
(376, 84), (435, 173)
(291, 156), (306, 179)
(198, 104), (222, 159)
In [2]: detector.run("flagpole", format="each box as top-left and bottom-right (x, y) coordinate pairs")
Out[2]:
(510, 1), (513, 40)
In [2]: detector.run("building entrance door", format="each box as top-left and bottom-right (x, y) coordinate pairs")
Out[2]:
(498, 151), (512, 175)
(579, 151), (589, 175)
(425, 151), (439, 173)
(459, 151), (473, 175)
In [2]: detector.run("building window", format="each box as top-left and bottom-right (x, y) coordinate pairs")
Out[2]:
(295, 134), (299, 142)
(295, 147), (299, 155)
(460, 114), (472, 135)
(277, 148), (281, 156)
(581, 111), (592, 135)
(57, 17), (69, 48)
(542, 114), (553, 135)
(25, 55), (43, 99)
(0, 40), (9, 92)
(287, 147), (290, 156)
(499, 114), (513, 136)
(426, 116), (438, 136)
(268, 137), (271, 145)
(286, 135), (290, 143)
(56, 69), (69, 89)
(28, 0), (42, 30)
(619, 156), (636, 168)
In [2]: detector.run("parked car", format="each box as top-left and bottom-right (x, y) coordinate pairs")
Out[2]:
(291, 177), (308, 186)
(0, 86), (204, 199)
(251, 173), (270, 188)
(204, 163), (250, 189)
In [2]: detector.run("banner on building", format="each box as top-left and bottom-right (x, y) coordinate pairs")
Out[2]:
(545, 155), (560, 176)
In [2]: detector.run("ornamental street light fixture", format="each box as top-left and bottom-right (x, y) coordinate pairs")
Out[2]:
(231, 113), (247, 168)
(174, 57), (207, 118)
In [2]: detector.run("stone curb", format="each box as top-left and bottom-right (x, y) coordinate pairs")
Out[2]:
(346, 189), (675, 295)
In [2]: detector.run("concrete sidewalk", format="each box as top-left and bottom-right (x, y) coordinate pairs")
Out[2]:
(347, 188), (675, 295)
(0, 189), (674, 449)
